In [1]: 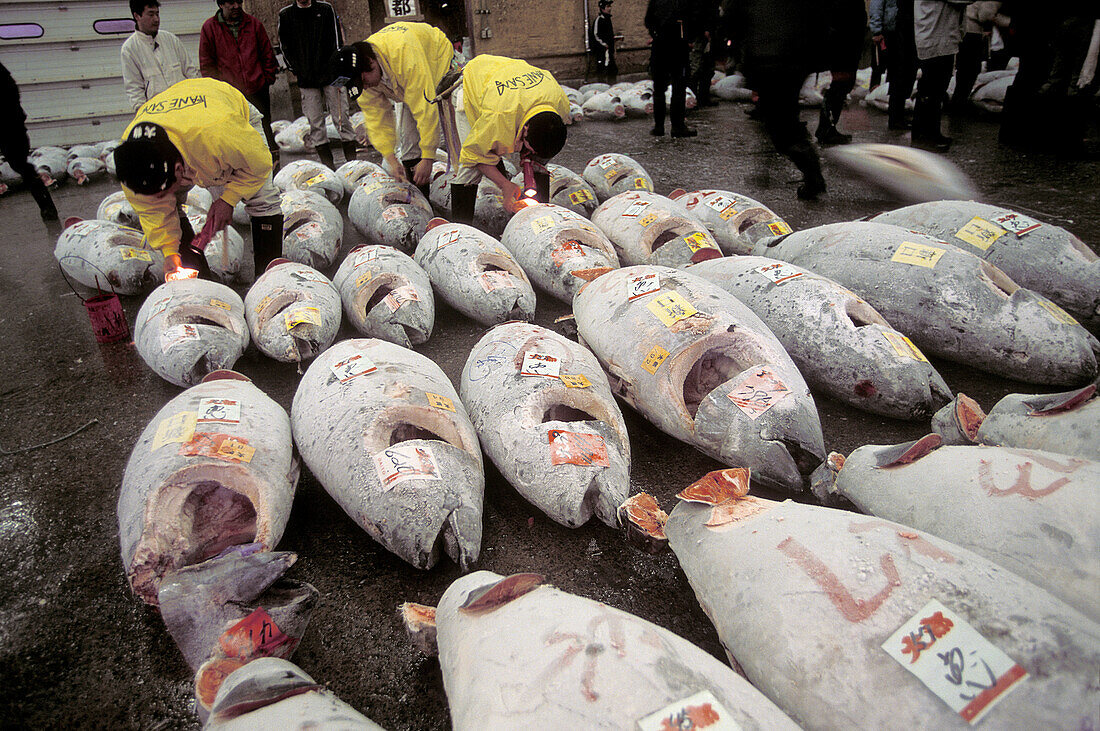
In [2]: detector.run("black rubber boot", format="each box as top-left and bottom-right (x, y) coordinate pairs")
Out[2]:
(28, 175), (58, 220)
(402, 157), (432, 198)
(450, 183), (478, 226)
(251, 214), (284, 274)
(911, 94), (951, 151)
(315, 142), (335, 169)
(815, 87), (852, 145)
(652, 89), (666, 135)
(341, 140), (358, 164)
(786, 141), (826, 200)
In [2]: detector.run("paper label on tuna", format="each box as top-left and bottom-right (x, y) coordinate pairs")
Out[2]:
(551, 240), (585, 265)
(560, 374), (591, 388)
(304, 173), (325, 188)
(438, 230), (462, 249)
(628, 273), (661, 300)
(892, 242), (946, 268)
(382, 207), (408, 221)
(704, 194), (735, 213)
(642, 345), (670, 374)
(384, 286), (420, 312)
(426, 392), (455, 411)
(178, 432), (255, 463)
(882, 331), (928, 361)
(726, 366), (792, 419)
(480, 271), (516, 292)
(289, 270), (328, 285)
(152, 411), (197, 451)
(120, 246), (153, 262)
(754, 262), (804, 284)
(622, 200), (650, 217)
(596, 156), (615, 169)
(208, 298), (232, 311)
(882, 599), (1027, 724)
(990, 211), (1041, 236)
(531, 215), (556, 234)
(147, 296), (171, 320)
(373, 445), (442, 489)
(356, 270), (374, 288)
(284, 307), (321, 331)
(633, 177), (652, 190)
(521, 352), (561, 378)
(638, 211), (661, 228)
(684, 232), (716, 252)
(294, 221), (324, 241)
(636, 690), (741, 731)
(161, 324), (200, 349)
(219, 607), (296, 660)
(548, 429), (610, 467)
(331, 353), (377, 382)
(568, 189), (593, 204)
(1036, 299), (1078, 325)
(362, 181), (384, 195)
(197, 398), (240, 424)
(647, 292), (698, 327)
(356, 248), (379, 263)
(955, 217), (1005, 251)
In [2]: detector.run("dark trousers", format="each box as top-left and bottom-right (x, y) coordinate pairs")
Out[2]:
(651, 39), (689, 130)
(952, 33), (987, 108)
(245, 86), (278, 152)
(0, 121), (55, 214)
(885, 3), (918, 123)
(749, 64), (812, 152)
(594, 49), (618, 85)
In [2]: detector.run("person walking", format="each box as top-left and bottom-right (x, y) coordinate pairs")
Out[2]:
(814, 0), (866, 145)
(590, 0), (618, 85)
(199, 0), (280, 166)
(121, 0), (199, 112)
(0, 62), (57, 220)
(645, 0), (696, 137)
(278, 0), (356, 169)
(870, 0), (917, 129)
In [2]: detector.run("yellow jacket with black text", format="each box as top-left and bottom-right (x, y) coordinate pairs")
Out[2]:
(356, 22), (454, 161)
(121, 78), (272, 257)
(458, 54), (570, 169)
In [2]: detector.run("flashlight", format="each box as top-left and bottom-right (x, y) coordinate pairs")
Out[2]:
(521, 158), (538, 200)
(166, 267), (199, 281)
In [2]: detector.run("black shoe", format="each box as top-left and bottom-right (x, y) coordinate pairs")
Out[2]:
(650, 127), (665, 136)
(670, 126), (697, 138)
(797, 173), (826, 200)
(40, 205), (58, 221)
(888, 116), (912, 130)
(912, 133), (952, 152)
(816, 127), (852, 145)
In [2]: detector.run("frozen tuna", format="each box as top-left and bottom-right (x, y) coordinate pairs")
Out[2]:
(273, 159), (343, 204)
(435, 571), (799, 730)
(414, 220), (536, 326)
(118, 371), (299, 606)
(620, 86), (655, 117)
(429, 163), (516, 236)
(181, 203), (250, 285)
(335, 158), (388, 196)
(55, 218), (162, 295)
(870, 200), (1100, 330)
(30, 145), (67, 186)
(134, 279), (250, 387)
(666, 478), (1100, 729)
(348, 176), (433, 253)
(291, 339), (484, 570)
(509, 163), (599, 217)
(67, 156), (105, 185)
(243, 260), (341, 363)
(691, 256), (952, 419)
(332, 244), (435, 346)
(825, 142), (979, 202)
(500, 203), (619, 304)
(671, 189), (793, 255)
(580, 91), (626, 121)
(573, 265), (825, 492)
(274, 117), (312, 153)
(582, 153), (654, 202)
(754, 221), (1100, 385)
(932, 385), (1099, 461)
(279, 189), (343, 269)
(460, 323), (630, 527)
(591, 190), (722, 268)
(714, 72), (755, 101)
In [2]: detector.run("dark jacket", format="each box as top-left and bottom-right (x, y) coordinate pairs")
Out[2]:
(645, 0), (692, 43)
(731, 0), (827, 73)
(590, 11), (615, 54)
(278, 1), (344, 88)
(199, 11), (278, 96)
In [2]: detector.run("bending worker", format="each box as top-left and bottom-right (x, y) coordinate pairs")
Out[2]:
(328, 21), (457, 193)
(113, 77), (283, 279)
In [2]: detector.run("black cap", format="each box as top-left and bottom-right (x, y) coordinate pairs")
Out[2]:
(598, 0), (612, 8)
(114, 122), (181, 195)
(524, 111), (567, 161)
(329, 44), (366, 99)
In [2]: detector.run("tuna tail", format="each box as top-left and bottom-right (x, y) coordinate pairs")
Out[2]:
(205, 657), (322, 724)
(930, 394), (984, 444)
(440, 503), (482, 572)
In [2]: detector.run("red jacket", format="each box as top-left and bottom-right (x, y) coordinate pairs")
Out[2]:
(199, 11), (278, 97)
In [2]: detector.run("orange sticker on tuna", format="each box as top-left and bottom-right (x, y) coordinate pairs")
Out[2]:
(638, 211), (660, 228)
(767, 221), (793, 235)
(218, 607), (297, 661)
(208, 299), (232, 311)
(726, 366), (792, 419)
(954, 217), (1005, 251)
(151, 411), (197, 451)
(683, 232), (716, 252)
(632, 177), (652, 190)
(641, 345), (670, 374)
(531, 215), (556, 234)
(551, 239), (585, 264)
(548, 429), (610, 467)
(178, 432), (255, 463)
(568, 189), (593, 204)
(559, 374), (591, 388)
(480, 271), (516, 292)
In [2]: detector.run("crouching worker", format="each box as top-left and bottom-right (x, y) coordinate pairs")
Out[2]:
(447, 54), (570, 225)
(113, 77), (283, 280)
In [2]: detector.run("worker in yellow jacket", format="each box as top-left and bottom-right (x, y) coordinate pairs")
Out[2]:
(449, 54), (570, 225)
(329, 22), (457, 194)
(113, 77), (282, 279)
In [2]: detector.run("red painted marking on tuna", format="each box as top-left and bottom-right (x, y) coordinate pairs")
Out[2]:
(777, 536), (900, 622)
(979, 461), (1071, 500)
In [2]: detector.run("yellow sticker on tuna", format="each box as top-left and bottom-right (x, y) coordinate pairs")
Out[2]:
(560, 374), (592, 388)
(217, 437), (255, 463)
(882, 331), (928, 362)
(426, 392), (456, 411)
(121, 247), (153, 262)
(152, 411), (197, 451)
(356, 270), (374, 288)
(1037, 299), (1078, 325)
(647, 291), (698, 327)
(684, 232), (716, 252)
(641, 345), (670, 374)
(955, 217), (1005, 251)
(892, 242), (946, 268)
(767, 221), (793, 235)
(285, 307), (321, 330)
(633, 177), (652, 190)
(531, 216), (556, 234)
(638, 211), (660, 228)
(568, 189), (593, 204)
(304, 173), (325, 187)
(208, 299), (232, 310)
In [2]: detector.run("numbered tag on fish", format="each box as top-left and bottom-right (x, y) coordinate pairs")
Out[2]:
(208, 298), (232, 311)
(754, 262), (804, 285)
(882, 331), (928, 361)
(151, 411), (197, 451)
(355, 270), (374, 288)
(647, 291), (698, 327)
(426, 392), (456, 411)
(437, 229), (463, 250)
(767, 221), (793, 236)
(726, 366), (792, 419)
(622, 200), (650, 217)
(548, 429), (610, 467)
(197, 398), (240, 424)
(147, 296), (171, 320)
(568, 188), (593, 204)
(627, 273), (661, 300)
(1036, 299), (1078, 325)
(596, 156), (616, 169)
(527, 215), (554, 234)
(372, 444), (442, 489)
(551, 239), (585, 265)
(161, 324), (200, 349)
(331, 353), (377, 383)
(178, 432), (255, 463)
(683, 232), (716, 252)
(120, 246), (153, 262)
(882, 599), (1027, 724)
(362, 181), (384, 195)
(284, 307), (321, 331)
(954, 217), (1005, 251)
(218, 607), (295, 660)
(705, 195), (738, 220)
(641, 345), (670, 374)
(303, 173), (325, 188)
(383, 286), (420, 312)
(382, 207), (408, 221)
(638, 211), (661, 228)
(892, 242), (946, 268)
(559, 374), (591, 388)
(632, 177), (652, 191)
(293, 221), (324, 241)
(990, 211), (1041, 236)
(521, 352), (561, 378)
(636, 690), (740, 731)
(480, 271), (516, 292)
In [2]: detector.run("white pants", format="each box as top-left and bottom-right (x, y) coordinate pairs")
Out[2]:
(301, 86), (354, 148)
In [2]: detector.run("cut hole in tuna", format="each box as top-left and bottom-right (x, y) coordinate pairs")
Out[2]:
(781, 438), (825, 477)
(736, 208), (774, 234)
(650, 229), (683, 252)
(382, 191), (413, 206)
(978, 259), (1018, 297)
(390, 423), (448, 444)
(257, 291), (303, 323)
(845, 299), (888, 328)
(284, 216), (315, 237)
(180, 481), (258, 564)
(365, 284), (394, 312)
(683, 347), (745, 418)
(165, 306), (241, 336)
(364, 405), (473, 455)
(542, 404), (599, 423)
(606, 172), (629, 186)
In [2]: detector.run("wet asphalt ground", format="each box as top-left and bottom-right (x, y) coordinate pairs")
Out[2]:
(1, 94), (1097, 729)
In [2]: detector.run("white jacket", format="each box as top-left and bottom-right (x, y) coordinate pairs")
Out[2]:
(120, 30), (199, 111)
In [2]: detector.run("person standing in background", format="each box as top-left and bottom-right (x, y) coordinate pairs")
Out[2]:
(121, 0), (199, 112)
(199, 0), (280, 167)
(911, 0), (967, 151)
(590, 0), (618, 85)
(645, 0), (697, 137)
(950, 1), (1005, 113)
(0, 62), (58, 220)
(814, 0), (866, 146)
(278, 0), (357, 169)
(689, 0), (720, 107)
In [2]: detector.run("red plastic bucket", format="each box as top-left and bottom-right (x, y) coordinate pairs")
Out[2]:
(83, 293), (130, 343)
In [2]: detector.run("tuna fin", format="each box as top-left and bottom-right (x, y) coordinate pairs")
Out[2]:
(202, 370), (252, 383)
(459, 573), (544, 614)
(617, 492), (668, 554)
(872, 434), (942, 468)
(954, 393), (986, 439)
(570, 267), (614, 281)
(809, 452), (846, 502)
(206, 659), (321, 724)
(1026, 384), (1096, 416)
(399, 602), (438, 656)
(677, 468), (751, 505)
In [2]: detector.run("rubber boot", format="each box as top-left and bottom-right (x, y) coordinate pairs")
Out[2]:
(911, 94), (951, 151)
(815, 87), (852, 145)
(651, 89), (666, 136)
(341, 139), (358, 164)
(315, 142), (335, 169)
(251, 214), (284, 274)
(27, 175), (58, 221)
(177, 213), (211, 278)
(450, 183), (478, 226)
(786, 140), (826, 200)
(402, 157), (431, 199)
(270, 149), (280, 173)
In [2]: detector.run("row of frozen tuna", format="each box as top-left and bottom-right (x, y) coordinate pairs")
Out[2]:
(0, 139), (121, 191)
(271, 111), (367, 154)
